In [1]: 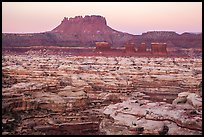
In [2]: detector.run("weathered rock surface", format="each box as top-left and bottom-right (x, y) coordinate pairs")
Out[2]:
(124, 42), (136, 53)
(151, 43), (167, 55)
(2, 53), (202, 135)
(95, 42), (111, 52)
(137, 43), (147, 53)
(100, 96), (202, 135)
(173, 92), (202, 110)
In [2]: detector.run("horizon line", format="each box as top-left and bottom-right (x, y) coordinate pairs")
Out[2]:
(2, 30), (202, 35)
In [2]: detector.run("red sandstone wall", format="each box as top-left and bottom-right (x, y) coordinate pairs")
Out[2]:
(95, 42), (111, 52)
(137, 43), (147, 53)
(151, 43), (167, 55)
(125, 42), (136, 53)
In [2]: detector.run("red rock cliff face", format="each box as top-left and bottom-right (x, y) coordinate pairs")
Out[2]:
(95, 42), (111, 52)
(2, 15), (135, 48)
(52, 15), (107, 33)
(51, 15), (134, 46)
(125, 42), (136, 53)
(2, 16), (201, 56)
(137, 43), (147, 53)
(151, 43), (167, 55)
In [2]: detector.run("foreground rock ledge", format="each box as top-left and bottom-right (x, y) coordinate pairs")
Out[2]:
(100, 97), (202, 135)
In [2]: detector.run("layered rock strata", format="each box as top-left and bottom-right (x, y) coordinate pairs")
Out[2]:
(95, 42), (111, 52)
(2, 16), (202, 57)
(124, 42), (136, 53)
(2, 53), (202, 135)
(151, 43), (167, 55)
(100, 95), (202, 135)
(137, 43), (147, 53)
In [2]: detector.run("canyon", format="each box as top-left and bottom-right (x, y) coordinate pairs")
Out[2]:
(2, 15), (202, 135)
(2, 52), (202, 135)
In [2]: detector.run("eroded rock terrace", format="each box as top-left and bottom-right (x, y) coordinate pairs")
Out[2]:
(2, 54), (202, 135)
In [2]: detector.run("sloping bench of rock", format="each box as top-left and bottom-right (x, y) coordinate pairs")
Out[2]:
(34, 92), (66, 112)
(57, 86), (90, 111)
(99, 98), (202, 135)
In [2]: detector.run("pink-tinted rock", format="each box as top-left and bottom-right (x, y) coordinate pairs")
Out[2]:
(124, 42), (136, 53)
(151, 43), (167, 55)
(95, 42), (111, 52)
(137, 43), (147, 53)
(172, 92), (202, 110)
(100, 98), (202, 135)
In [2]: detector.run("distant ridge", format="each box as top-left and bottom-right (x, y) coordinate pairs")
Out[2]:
(2, 15), (202, 49)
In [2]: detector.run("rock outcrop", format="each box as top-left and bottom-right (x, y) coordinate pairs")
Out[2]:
(124, 42), (136, 53)
(52, 15), (107, 33)
(95, 42), (111, 52)
(172, 92), (202, 110)
(133, 31), (202, 49)
(151, 43), (167, 55)
(2, 15), (134, 48)
(198, 81), (202, 97)
(2, 16), (202, 58)
(137, 43), (147, 53)
(100, 98), (202, 135)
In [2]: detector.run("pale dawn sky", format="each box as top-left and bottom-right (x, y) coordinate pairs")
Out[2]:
(2, 2), (202, 35)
